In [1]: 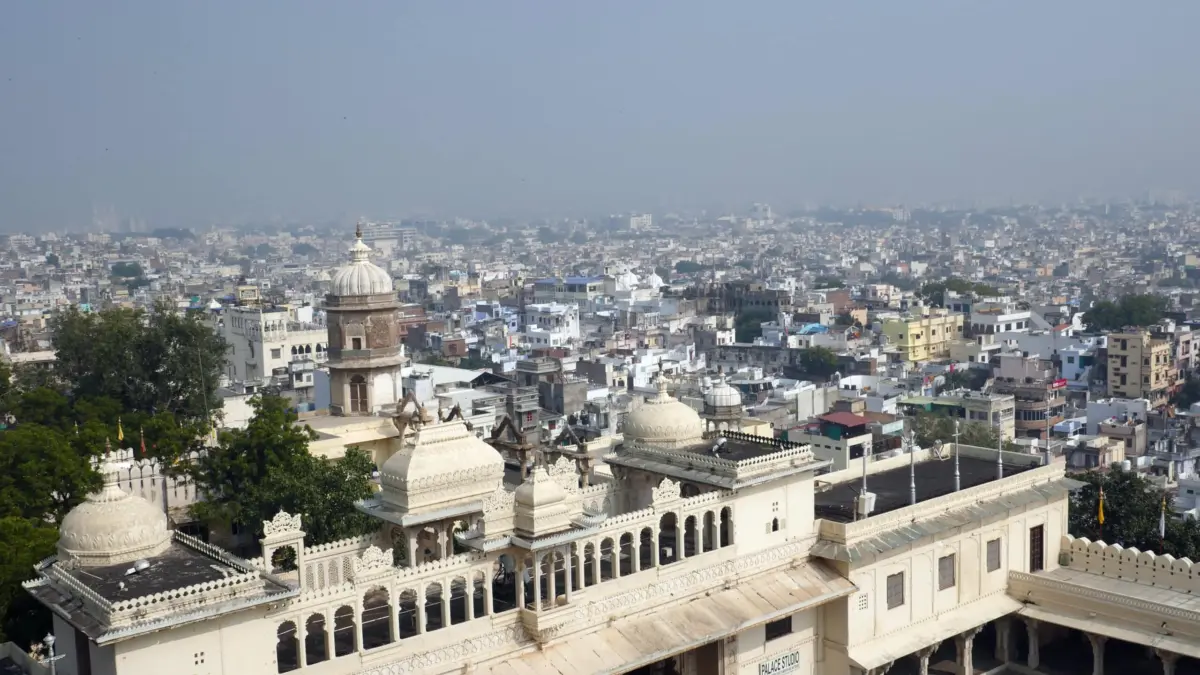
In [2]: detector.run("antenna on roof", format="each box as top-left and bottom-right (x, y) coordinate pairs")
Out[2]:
(907, 431), (917, 506)
(953, 419), (962, 491)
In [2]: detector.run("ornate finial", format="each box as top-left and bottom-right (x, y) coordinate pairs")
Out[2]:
(355, 221), (363, 239)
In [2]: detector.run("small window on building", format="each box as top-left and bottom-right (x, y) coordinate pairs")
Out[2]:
(1029, 525), (1045, 572)
(857, 594), (868, 611)
(352, 337), (363, 350)
(886, 572), (905, 609)
(771, 518), (780, 532)
(987, 538), (1002, 572)
(271, 348), (281, 359)
(764, 616), (792, 641)
(938, 554), (956, 590)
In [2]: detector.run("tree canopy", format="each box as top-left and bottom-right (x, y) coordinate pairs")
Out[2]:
(796, 347), (839, 379)
(812, 276), (845, 289)
(1068, 467), (1200, 560)
(52, 303), (227, 423)
(186, 395), (377, 546)
(291, 242), (319, 256)
(110, 261), (143, 278)
(1082, 294), (1168, 332)
(911, 411), (1007, 449)
(733, 309), (773, 343)
(918, 278), (1000, 306)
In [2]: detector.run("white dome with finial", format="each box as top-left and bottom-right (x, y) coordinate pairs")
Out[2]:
(330, 223), (394, 297)
(623, 377), (705, 449)
(58, 444), (172, 567)
(705, 377), (743, 409)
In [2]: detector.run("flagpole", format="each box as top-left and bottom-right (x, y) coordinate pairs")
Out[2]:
(1097, 476), (1105, 542)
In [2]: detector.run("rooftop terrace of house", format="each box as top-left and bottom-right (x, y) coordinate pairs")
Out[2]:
(813, 445), (1044, 524)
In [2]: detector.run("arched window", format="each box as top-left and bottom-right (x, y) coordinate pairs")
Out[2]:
(771, 518), (780, 533)
(618, 534), (634, 576)
(425, 582), (444, 631)
(304, 614), (328, 665)
(492, 555), (518, 614)
(583, 543), (597, 587)
(639, 527), (655, 570)
(333, 606), (356, 656)
(472, 572), (488, 618)
(600, 539), (616, 581)
(350, 375), (369, 413)
(276, 621), (299, 673)
(361, 587), (393, 649)
(450, 576), (469, 624)
(703, 511), (717, 552)
(720, 507), (733, 547)
(658, 514), (678, 565)
(398, 589), (419, 638)
(684, 516), (698, 557)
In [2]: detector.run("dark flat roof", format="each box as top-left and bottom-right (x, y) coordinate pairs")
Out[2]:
(815, 455), (1035, 523)
(64, 543), (240, 602)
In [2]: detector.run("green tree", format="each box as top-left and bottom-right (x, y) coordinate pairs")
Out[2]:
(813, 276), (845, 289)
(45, 253), (59, 268)
(111, 261), (143, 278)
(0, 517), (58, 644)
(187, 395), (377, 545)
(1083, 294), (1169, 332)
(918, 278), (1000, 306)
(0, 425), (101, 524)
(291, 242), (319, 256)
(912, 412), (1004, 449)
(940, 370), (972, 392)
(1173, 375), (1200, 409)
(734, 310), (773, 343)
(797, 347), (839, 379)
(1068, 467), (1200, 559)
(52, 302), (227, 422)
(674, 261), (707, 275)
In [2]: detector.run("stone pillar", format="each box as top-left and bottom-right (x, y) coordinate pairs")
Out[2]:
(564, 550), (573, 603)
(354, 599), (364, 653)
(483, 576), (494, 615)
(546, 557), (556, 605)
(533, 562), (542, 609)
(417, 590), (427, 634)
(297, 615), (307, 667)
(591, 547), (601, 587)
(441, 581), (451, 627)
(956, 626), (982, 675)
(917, 642), (941, 675)
(649, 535), (659, 568)
(1156, 648), (1180, 675)
(388, 586), (400, 641)
(1024, 618), (1040, 669)
(324, 609), (335, 657)
(632, 541), (641, 573)
(515, 564), (526, 608)
(406, 530), (418, 568)
(465, 581), (475, 621)
(994, 618), (1011, 663)
(1087, 633), (1108, 675)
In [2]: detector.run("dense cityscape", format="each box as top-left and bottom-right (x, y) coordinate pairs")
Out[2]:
(0, 202), (1199, 675)
(6, 1), (1200, 674)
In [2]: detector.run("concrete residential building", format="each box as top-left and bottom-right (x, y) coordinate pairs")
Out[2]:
(217, 304), (327, 388)
(992, 353), (1068, 440)
(1107, 330), (1171, 406)
(879, 309), (964, 363)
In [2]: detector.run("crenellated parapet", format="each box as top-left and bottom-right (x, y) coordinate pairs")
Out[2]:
(1060, 534), (1199, 593)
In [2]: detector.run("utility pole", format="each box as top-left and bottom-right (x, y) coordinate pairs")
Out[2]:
(953, 418), (962, 492)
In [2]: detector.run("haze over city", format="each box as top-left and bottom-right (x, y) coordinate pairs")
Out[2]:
(3, 1), (1200, 229)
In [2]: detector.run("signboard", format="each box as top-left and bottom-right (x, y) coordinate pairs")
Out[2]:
(759, 652), (801, 675)
(1052, 378), (1067, 389)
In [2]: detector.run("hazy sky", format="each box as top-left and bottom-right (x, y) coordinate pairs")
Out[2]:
(2, 2), (1199, 230)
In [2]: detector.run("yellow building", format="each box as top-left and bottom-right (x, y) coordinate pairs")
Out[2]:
(1107, 330), (1171, 406)
(880, 309), (965, 362)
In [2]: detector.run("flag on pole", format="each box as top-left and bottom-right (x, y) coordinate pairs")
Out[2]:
(1097, 485), (1105, 526)
(117, 418), (124, 443)
(139, 428), (146, 458)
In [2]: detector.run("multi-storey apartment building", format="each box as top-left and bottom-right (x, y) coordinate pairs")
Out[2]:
(1107, 330), (1171, 406)
(991, 353), (1068, 440)
(879, 309), (964, 363)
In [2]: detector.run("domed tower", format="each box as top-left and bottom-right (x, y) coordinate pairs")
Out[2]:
(622, 377), (705, 450)
(326, 223), (406, 416)
(701, 376), (745, 432)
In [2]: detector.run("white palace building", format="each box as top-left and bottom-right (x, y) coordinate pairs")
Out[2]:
(22, 232), (1200, 675)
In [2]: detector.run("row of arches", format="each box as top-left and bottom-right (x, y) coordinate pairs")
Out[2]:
(289, 344), (326, 356)
(277, 571), (511, 672)
(277, 507), (733, 671)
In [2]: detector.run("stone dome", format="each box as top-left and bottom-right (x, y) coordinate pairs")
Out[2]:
(58, 452), (172, 567)
(330, 225), (394, 297)
(644, 272), (665, 288)
(623, 378), (705, 449)
(379, 408), (504, 515)
(514, 467), (567, 509)
(705, 378), (743, 409)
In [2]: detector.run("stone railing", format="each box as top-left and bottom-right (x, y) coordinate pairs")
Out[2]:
(818, 462), (1064, 544)
(108, 570), (262, 624)
(1059, 534), (1200, 593)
